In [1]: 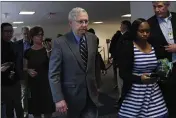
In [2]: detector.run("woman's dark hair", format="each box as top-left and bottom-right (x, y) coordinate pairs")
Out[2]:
(131, 18), (147, 41)
(29, 26), (44, 39)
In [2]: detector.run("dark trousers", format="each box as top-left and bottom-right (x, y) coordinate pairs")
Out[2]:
(1, 102), (6, 118)
(112, 60), (117, 85)
(168, 66), (176, 117)
(160, 65), (176, 118)
(2, 82), (24, 118)
(79, 96), (98, 118)
(67, 95), (98, 118)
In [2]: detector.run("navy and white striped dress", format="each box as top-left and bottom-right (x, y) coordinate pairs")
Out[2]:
(118, 45), (168, 118)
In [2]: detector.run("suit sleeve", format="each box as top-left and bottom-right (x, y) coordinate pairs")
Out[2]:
(48, 39), (64, 103)
(95, 36), (101, 86)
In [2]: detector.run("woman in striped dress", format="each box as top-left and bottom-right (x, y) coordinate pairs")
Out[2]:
(117, 18), (168, 118)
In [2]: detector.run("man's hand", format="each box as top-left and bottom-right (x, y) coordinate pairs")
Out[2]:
(1, 65), (10, 72)
(1, 62), (13, 72)
(55, 100), (68, 115)
(165, 44), (176, 53)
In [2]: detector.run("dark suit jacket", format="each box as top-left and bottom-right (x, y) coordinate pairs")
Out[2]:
(116, 40), (165, 109)
(1, 39), (17, 86)
(109, 31), (122, 58)
(13, 40), (24, 80)
(115, 31), (131, 63)
(13, 39), (32, 80)
(148, 12), (176, 62)
(49, 31), (99, 115)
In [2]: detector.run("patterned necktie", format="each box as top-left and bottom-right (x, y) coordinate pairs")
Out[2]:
(79, 37), (88, 69)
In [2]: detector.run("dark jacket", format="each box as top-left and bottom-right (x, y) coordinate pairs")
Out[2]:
(1, 39), (18, 86)
(13, 39), (32, 80)
(13, 40), (24, 80)
(147, 12), (176, 62)
(115, 31), (131, 63)
(109, 31), (122, 58)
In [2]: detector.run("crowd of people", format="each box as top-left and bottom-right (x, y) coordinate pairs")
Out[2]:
(1, 1), (176, 118)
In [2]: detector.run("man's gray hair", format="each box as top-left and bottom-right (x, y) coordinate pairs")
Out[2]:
(68, 7), (88, 21)
(152, 1), (170, 6)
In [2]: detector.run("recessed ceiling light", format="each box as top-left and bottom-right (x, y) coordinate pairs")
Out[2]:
(13, 27), (17, 29)
(13, 21), (24, 24)
(93, 21), (103, 24)
(121, 14), (131, 17)
(19, 11), (35, 15)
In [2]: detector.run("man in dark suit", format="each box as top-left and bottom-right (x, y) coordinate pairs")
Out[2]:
(110, 20), (131, 90)
(109, 30), (122, 90)
(13, 27), (32, 118)
(148, 1), (176, 117)
(1, 23), (23, 118)
(111, 20), (131, 109)
(49, 7), (100, 118)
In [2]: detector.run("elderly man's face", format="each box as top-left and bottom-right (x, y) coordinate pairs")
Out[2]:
(152, 2), (169, 18)
(69, 12), (89, 36)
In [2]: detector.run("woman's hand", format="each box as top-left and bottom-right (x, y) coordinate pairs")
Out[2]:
(141, 73), (150, 80)
(27, 69), (38, 78)
(141, 73), (157, 84)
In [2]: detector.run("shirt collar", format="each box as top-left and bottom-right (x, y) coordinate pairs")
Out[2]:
(72, 31), (84, 43)
(121, 30), (127, 35)
(157, 12), (172, 22)
(23, 39), (30, 43)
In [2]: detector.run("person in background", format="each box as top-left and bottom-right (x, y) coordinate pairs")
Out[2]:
(42, 38), (52, 57)
(88, 28), (106, 90)
(13, 27), (32, 118)
(109, 30), (122, 90)
(112, 20), (132, 109)
(148, 1), (176, 117)
(1, 22), (23, 118)
(24, 26), (55, 118)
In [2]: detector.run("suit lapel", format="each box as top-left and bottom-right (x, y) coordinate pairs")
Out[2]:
(65, 32), (85, 71)
(171, 12), (176, 42)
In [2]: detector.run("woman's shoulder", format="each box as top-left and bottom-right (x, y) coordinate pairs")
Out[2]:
(24, 48), (32, 59)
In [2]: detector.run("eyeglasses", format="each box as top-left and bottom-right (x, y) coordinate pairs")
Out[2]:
(35, 33), (44, 37)
(75, 20), (89, 25)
